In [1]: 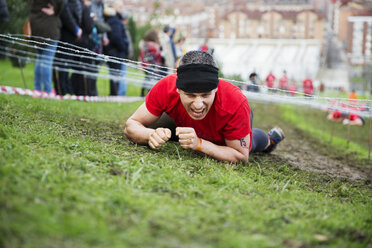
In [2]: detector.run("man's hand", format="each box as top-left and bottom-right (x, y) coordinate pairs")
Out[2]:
(76, 28), (82, 39)
(176, 127), (198, 150)
(41, 3), (55, 16)
(103, 37), (109, 46)
(148, 128), (171, 149)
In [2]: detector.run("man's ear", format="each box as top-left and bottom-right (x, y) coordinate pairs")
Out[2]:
(176, 89), (180, 94)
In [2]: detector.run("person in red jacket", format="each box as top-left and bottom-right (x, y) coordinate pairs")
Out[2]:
(139, 29), (163, 97)
(279, 70), (288, 92)
(288, 81), (297, 96)
(302, 78), (314, 96)
(124, 51), (285, 163)
(265, 71), (276, 89)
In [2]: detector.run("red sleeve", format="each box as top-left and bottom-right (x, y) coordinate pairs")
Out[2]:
(223, 99), (252, 149)
(145, 78), (167, 117)
(145, 75), (178, 116)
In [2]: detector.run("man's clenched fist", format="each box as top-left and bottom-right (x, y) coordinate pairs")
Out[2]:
(176, 127), (198, 150)
(148, 128), (172, 149)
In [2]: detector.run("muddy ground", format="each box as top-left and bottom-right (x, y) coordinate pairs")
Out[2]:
(248, 103), (372, 184)
(272, 126), (372, 183)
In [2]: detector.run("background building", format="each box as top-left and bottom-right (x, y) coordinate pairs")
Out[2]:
(122, 0), (372, 93)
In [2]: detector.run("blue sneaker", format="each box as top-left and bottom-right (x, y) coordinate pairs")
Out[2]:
(264, 127), (285, 153)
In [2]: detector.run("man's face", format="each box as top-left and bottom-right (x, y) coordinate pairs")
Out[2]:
(177, 89), (217, 120)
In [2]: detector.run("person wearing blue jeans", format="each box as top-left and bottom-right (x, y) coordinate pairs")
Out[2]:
(118, 63), (128, 96)
(34, 41), (58, 94)
(28, 0), (64, 97)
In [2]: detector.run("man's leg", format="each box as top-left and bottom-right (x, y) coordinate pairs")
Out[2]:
(251, 127), (285, 153)
(250, 128), (270, 153)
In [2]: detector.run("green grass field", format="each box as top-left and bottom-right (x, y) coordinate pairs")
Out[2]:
(0, 59), (143, 97)
(1, 96), (371, 247)
(0, 58), (371, 247)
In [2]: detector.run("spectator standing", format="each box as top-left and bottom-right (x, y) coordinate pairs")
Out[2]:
(302, 77), (314, 96)
(139, 29), (162, 97)
(70, 0), (96, 96)
(288, 81), (297, 96)
(91, 0), (109, 53)
(348, 89), (358, 106)
(117, 11), (132, 96)
(0, 0), (9, 22)
(175, 36), (186, 66)
(54, 0), (83, 96)
(199, 38), (209, 53)
(103, 0), (129, 96)
(159, 25), (176, 74)
(265, 71), (275, 89)
(28, 0), (64, 98)
(279, 70), (288, 92)
(319, 81), (325, 93)
(85, 0), (110, 96)
(247, 72), (259, 92)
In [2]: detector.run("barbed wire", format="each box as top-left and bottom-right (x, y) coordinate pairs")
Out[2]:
(2, 34), (176, 73)
(0, 33), (371, 118)
(0, 47), (162, 85)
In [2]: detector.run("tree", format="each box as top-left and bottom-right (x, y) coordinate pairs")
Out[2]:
(127, 17), (152, 61)
(0, 0), (29, 34)
(0, 0), (29, 60)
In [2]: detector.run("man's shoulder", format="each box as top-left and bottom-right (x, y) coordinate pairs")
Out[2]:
(215, 79), (248, 114)
(218, 79), (245, 97)
(146, 74), (179, 114)
(150, 74), (178, 96)
(156, 74), (177, 86)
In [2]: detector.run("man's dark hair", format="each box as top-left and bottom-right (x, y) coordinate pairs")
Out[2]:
(178, 50), (217, 68)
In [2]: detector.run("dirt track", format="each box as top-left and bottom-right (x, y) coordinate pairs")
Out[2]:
(271, 126), (372, 183)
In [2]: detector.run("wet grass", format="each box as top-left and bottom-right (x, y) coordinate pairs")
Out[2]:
(1, 94), (371, 248)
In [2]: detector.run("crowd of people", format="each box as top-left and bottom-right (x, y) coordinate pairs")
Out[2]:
(242, 70), (315, 97)
(138, 24), (184, 97)
(28, 0), (132, 98)
(24, 0), (367, 125)
(27, 0), (190, 98)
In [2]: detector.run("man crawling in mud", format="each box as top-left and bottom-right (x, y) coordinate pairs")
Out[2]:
(124, 50), (285, 162)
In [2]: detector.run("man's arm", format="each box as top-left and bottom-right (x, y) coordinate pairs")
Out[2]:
(124, 103), (171, 148)
(176, 127), (250, 163)
(201, 136), (250, 163)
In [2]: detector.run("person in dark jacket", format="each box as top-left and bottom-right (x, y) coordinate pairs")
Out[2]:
(0, 0), (9, 22)
(70, 0), (96, 96)
(28, 0), (64, 98)
(103, 0), (128, 96)
(53, 0), (83, 96)
(247, 72), (260, 92)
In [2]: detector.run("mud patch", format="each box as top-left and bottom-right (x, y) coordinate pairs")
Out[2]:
(272, 126), (372, 183)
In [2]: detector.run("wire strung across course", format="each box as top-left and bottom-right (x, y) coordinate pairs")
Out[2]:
(0, 34), (371, 118)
